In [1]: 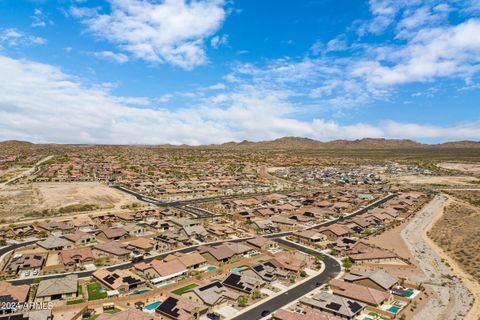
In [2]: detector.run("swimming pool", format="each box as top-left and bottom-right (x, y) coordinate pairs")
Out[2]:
(402, 289), (414, 297)
(388, 306), (401, 314)
(230, 267), (243, 273)
(130, 289), (151, 295)
(144, 301), (162, 311)
(207, 266), (217, 271)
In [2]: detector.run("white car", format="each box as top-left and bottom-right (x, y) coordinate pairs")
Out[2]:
(32, 270), (39, 276)
(24, 271), (30, 277)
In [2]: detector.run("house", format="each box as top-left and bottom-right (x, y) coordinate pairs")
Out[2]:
(198, 242), (253, 264)
(269, 251), (309, 273)
(5, 254), (45, 274)
(63, 230), (96, 245)
(331, 237), (358, 252)
(0, 282), (30, 314)
(155, 296), (208, 320)
(241, 261), (289, 282)
(8, 225), (36, 239)
(329, 279), (390, 306)
(246, 236), (277, 251)
(343, 270), (398, 291)
(37, 221), (74, 233)
(135, 259), (188, 283)
(98, 227), (128, 240)
(222, 273), (265, 294)
(97, 308), (156, 320)
(60, 247), (95, 267)
(183, 281), (239, 307)
(168, 217), (200, 228)
(292, 230), (327, 246)
(164, 252), (207, 270)
(349, 246), (400, 264)
(94, 241), (131, 258)
(251, 219), (278, 233)
(123, 223), (146, 237)
(37, 236), (73, 251)
(273, 307), (341, 320)
(127, 237), (158, 252)
(183, 226), (209, 241)
(35, 275), (78, 302)
(317, 225), (351, 240)
(300, 291), (365, 319)
(93, 269), (145, 294)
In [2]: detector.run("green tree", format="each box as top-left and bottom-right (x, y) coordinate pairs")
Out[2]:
(238, 295), (248, 307)
(342, 258), (353, 269)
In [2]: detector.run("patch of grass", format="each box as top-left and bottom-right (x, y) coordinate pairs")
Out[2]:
(171, 283), (198, 295)
(87, 282), (107, 301)
(66, 299), (84, 305)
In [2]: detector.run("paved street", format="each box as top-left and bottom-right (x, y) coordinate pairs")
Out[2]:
(231, 238), (341, 320)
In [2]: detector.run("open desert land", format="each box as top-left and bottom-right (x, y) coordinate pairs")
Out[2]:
(389, 175), (480, 186)
(427, 195), (480, 319)
(0, 181), (140, 220)
(436, 162), (480, 174)
(399, 194), (477, 320)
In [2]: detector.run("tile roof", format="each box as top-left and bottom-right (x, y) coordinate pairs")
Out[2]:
(330, 279), (389, 306)
(36, 275), (78, 298)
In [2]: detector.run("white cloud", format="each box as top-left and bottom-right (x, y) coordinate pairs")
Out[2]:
(71, 0), (227, 69)
(208, 83), (226, 90)
(210, 34), (228, 48)
(93, 51), (129, 64)
(0, 55), (478, 145)
(352, 19), (480, 85)
(0, 28), (46, 47)
(31, 8), (53, 28)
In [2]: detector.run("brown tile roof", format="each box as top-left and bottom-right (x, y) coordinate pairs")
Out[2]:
(330, 279), (389, 306)
(100, 227), (127, 239)
(63, 230), (91, 242)
(94, 241), (131, 256)
(60, 247), (94, 265)
(0, 281), (30, 303)
(273, 307), (340, 320)
(97, 308), (156, 320)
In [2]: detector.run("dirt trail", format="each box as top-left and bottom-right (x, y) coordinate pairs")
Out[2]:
(401, 194), (474, 320)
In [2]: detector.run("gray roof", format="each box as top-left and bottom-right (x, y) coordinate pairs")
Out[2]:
(300, 291), (365, 317)
(36, 275), (78, 298)
(192, 281), (239, 306)
(37, 236), (71, 249)
(344, 269), (397, 290)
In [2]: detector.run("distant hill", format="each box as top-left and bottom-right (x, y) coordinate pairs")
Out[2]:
(212, 137), (461, 150)
(1, 137), (479, 149)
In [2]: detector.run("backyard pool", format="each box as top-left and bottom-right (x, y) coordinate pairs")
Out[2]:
(207, 266), (217, 271)
(144, 301), (162, 311)
(388, 306), (401, 314)
(130, 289), (151, 295)
(401, 289), (414, 297)
(230, 267), (244, 273)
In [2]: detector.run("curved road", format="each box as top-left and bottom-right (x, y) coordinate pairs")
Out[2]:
(231, 238), (341, 320)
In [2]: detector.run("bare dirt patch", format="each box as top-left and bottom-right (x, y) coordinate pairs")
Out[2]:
(391, 175), (479, 186)
(0, 182), (138, 219)
(437, 162), (480, 173)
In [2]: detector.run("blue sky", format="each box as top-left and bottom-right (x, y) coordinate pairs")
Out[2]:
(0, 0), (479, 144)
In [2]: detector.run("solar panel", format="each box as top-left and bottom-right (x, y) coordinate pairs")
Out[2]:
(199, 281), (222, 292)
(156, 297), (179, 317)
(348, 301), (363, 313)
(253, 265), (264, 272)
(325, 302), (342, 311)
(123, 276), (139, 284)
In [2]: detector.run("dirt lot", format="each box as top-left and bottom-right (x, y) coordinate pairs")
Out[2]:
(428, 200), (480, 283)
(437, 162), (480, 173)
(391, 175), (479, 186)
(0, 182), (138, 219)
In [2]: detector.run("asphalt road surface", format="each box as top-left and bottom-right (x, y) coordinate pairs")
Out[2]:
(231, 238), (341, 320)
